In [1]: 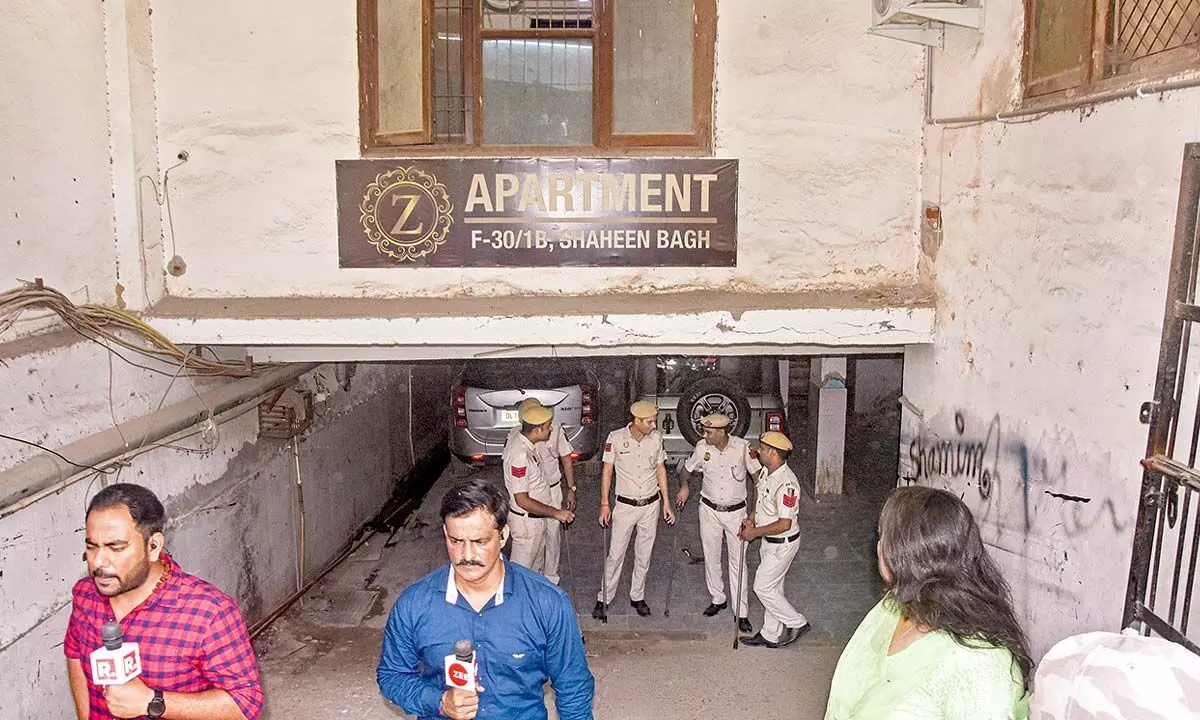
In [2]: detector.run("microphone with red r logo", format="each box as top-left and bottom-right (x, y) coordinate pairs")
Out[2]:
(443, 639), (479, 692)
(89, 621), (142, 686)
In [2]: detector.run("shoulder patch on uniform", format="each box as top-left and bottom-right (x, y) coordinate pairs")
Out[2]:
(604, 442), (612, 452)
(703, 452), (711, 461)
(782, 487), (797, 508)
(511, 466), (527, 478)
(749, 449), (758, 460)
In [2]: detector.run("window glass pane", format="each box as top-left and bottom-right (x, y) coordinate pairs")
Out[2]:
(613, 0), (694, 135)
(433, 1), (467, 141)
(377, 0), (427, 135)
(482, 0), (594, 31)
(482, 39), (593, 145)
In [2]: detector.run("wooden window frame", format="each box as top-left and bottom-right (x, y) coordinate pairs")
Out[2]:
(1022, 0), (1200, 106)
(359, 0), (435, 149)
(358, 0), (716, 155)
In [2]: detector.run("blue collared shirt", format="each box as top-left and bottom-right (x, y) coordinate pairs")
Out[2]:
(377, 559), (595, 719)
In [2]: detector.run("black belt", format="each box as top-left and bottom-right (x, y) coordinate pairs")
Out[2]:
(701, 497), (746, 513)
(548, 481), (560, 488)
(509, 508), (527, 517)
(616, 494), (659, 507)
(763, 532), (800, 544)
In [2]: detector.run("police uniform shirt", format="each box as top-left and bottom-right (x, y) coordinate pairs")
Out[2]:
(682, 435), (761, 505)
(502, 433), (553, 506)
(754, 463), (801, 538)
(506, 423), (573, 486)
(601, 425), (665, 499)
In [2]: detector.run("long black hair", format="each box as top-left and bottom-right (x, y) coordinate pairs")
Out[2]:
(878, 486), (1034, 688)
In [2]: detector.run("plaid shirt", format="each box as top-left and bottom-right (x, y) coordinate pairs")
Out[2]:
(64, 552), (264, 719)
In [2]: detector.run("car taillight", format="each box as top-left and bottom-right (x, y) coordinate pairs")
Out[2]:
(580, 383), (596, 425)
(453, 385), (468, 429)
(765, 410), (784, 433)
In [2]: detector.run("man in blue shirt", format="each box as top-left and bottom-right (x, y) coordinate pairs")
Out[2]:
(377, 479), (595, 719)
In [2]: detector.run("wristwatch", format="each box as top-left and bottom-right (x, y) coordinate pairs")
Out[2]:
(147, 688), (166, 718)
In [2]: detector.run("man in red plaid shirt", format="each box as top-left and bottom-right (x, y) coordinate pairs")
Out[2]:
(64, 483), (264, 719)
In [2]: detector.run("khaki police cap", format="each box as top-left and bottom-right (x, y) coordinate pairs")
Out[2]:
(759, 431), (793, 452)
(700, 413), (731, 429)
(630, 400), (659, 419)
(517, 397), (544, 412)
(519, 404), (554, 425)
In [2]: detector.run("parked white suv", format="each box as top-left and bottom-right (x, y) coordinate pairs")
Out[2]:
(449, 358), (601, 465)
(635, 356), (787, 460)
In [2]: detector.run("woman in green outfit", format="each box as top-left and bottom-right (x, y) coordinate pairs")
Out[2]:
(825, 486), (1033, 720)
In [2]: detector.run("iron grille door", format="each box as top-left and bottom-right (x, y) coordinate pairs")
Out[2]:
(1125, 142), (1200, 655)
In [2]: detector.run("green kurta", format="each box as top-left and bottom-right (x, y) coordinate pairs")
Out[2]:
(825, 599), (1029, 720)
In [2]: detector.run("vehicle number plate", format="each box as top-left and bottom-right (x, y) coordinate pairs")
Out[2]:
(499, 409), (520, 424)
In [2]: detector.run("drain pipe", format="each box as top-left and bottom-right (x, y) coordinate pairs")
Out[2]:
(923, 38), (1200, 127)
(0, 363), (319, 515)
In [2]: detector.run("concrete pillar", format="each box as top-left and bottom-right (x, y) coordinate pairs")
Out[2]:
(812, 357), (847, 494)
(105, 0), (165, 310)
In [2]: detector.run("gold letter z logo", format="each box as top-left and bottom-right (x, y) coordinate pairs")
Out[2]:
(390, 194), (424, 235)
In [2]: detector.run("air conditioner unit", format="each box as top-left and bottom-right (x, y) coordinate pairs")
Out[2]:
(868, 0), (982, 48)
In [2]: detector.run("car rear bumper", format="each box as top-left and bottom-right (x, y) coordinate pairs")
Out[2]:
(450, 425), (600, 463)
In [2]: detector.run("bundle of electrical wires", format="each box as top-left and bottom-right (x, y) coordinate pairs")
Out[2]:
(0, 281), (256, 377)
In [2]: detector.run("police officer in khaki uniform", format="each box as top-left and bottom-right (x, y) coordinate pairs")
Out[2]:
(738, 431), (810, 648)
(593, 400), (676, 618)
(502, 404), (575, 575)
(675, 413), (760, 633)
(506, 398), (577, 584)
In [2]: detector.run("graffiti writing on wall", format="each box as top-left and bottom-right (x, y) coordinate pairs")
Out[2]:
(900, 407), (1132, 537)
(908, 412), (1001, 500)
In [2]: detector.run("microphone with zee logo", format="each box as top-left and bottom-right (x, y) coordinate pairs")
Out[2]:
(443, 639), (478, 692)
(89, 621), (143, 686)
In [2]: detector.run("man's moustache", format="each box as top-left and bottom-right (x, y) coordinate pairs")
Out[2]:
(455, 560), (485, 567)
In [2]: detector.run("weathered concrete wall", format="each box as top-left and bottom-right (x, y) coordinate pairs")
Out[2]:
(1, 0), (116, 306)
(852, 357), (903, 416)
(148, 0), (923, 299)
(0, 359), (446, 720)
(904, 2), (1198, 658)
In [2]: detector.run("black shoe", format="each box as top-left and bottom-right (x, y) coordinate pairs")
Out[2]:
(702, 601), (728, 617)
(738, 617), (753, 633)
(739, 632), (769, 647)
(631, 599), (652, 617)
(592, 601), (607, 620)
(775, 623), (812, 648)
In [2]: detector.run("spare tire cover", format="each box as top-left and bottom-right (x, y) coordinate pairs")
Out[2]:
(675, 376), (752, 445)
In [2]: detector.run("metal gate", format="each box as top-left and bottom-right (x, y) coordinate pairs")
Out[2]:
(1125, 143), (1200, 655)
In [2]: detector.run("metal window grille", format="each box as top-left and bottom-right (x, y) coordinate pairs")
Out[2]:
(1111, 0), (1200, 67)
(432, 0), (469, 143)
(431, 1), (596, 144)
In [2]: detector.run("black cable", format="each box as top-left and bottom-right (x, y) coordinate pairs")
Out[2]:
(0, 432), (117, 475)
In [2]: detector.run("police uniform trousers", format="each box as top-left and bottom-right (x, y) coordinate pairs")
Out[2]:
(753, 537), (807, 643)
(542, 483), (564, 585)
(597, 498), (660, 603)
(699, 501), (750, 616)
(508, 511), (548, 574)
